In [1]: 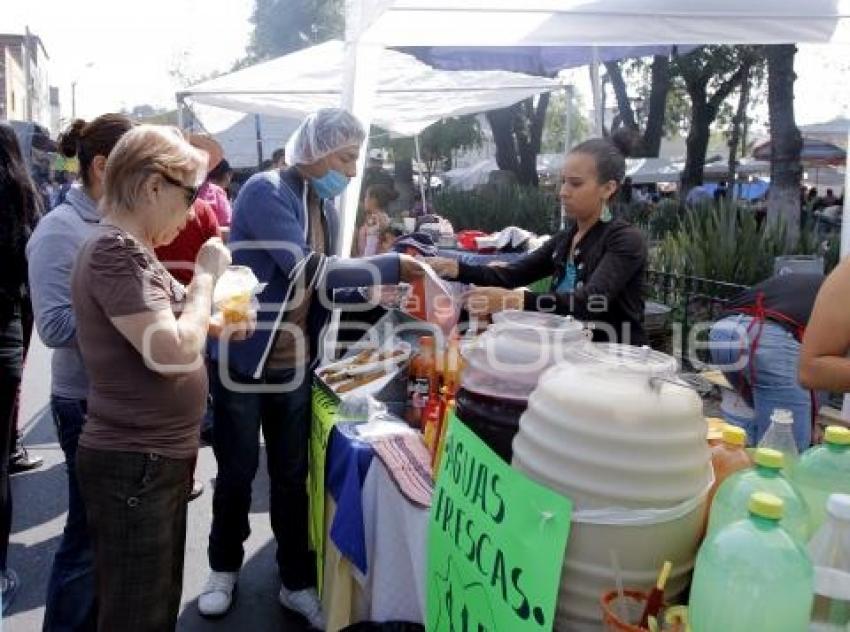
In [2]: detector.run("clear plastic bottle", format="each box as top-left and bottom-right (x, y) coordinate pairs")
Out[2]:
(758, 408), (800, 471)
(790, 426), (850, 534)
(809, 494), (850, 631)
(708, 447), (811, 543)
(690, 492), (814, 632)
(708, 425), (753, 507)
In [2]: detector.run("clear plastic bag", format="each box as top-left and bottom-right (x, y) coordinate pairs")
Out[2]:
(212, 265), (264, 323)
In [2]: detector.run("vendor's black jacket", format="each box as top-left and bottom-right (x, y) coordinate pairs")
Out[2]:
(457, 218), (648, 345)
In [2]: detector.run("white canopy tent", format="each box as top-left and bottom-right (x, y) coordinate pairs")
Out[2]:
(341, 0), (850, 259)
(178, 40), (560, 138)
(352, 1), (850, 47)
(189, 105), (302, 169)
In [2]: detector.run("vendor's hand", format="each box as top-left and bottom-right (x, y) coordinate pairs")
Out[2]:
(428, 256), (459, 280)
(463, 287), (524, 317)
(196, 237), (231, 281)
(209, 309), (257, 341)
(399, 254), (426, 283)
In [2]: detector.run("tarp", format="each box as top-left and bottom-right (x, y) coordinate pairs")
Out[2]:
(444, 156), (681, 189)
(355, 1), (850, 46)
(396, 45), (690, 75)
(752, 137), (847, 166)
(180, 40), (560, 137)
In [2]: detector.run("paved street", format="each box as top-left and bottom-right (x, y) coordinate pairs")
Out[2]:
(6, 335), (308, 631)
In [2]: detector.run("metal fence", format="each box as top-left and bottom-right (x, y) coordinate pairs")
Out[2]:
(647, 270), (749, 367)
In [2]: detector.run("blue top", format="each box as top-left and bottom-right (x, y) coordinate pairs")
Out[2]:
(26, 185), (101, 399)
(211, 167), (401, 379)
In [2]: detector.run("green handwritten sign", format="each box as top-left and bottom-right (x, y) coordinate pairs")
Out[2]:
(308, 384), (340, 594)
(427, 414), (572, 632)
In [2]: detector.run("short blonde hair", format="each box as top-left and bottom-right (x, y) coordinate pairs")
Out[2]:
(102, 125), (207, 215)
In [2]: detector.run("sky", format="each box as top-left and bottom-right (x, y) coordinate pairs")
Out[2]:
(3, 0), (254, 122)
(2, 1), (849, 128)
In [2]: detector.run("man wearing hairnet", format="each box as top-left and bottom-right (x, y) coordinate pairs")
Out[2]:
(201, 109), (423, 627)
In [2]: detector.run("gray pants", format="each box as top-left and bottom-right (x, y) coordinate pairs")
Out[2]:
(77, 447), (193, 632)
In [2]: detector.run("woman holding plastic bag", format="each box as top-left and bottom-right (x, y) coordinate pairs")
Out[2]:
(429, 135), (647, 345)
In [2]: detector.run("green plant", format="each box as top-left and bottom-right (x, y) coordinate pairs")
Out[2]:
(433, 185), (559, 235)
(652, 202), (832, 286)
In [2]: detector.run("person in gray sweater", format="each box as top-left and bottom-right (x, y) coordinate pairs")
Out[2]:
(27, 114), (132, 632)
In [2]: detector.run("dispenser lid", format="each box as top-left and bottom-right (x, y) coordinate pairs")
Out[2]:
(825, 426), (850, 446)
(826, 494), (850, 522)
(722, 425), (747, 447)
(754, 448), (785, 470)
(749, 492), (784, 521)
(567, 343), (678, 377)
(491, 310), (585, 333)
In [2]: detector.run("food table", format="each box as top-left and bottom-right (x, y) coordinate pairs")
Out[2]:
(311, 391), (432, 631)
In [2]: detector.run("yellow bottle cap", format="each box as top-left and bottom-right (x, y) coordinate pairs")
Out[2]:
(754, 448), (784, 469)
(722, 425), (747, 447)
(748, 491), (784, 520)
(825, 426), (850, 446)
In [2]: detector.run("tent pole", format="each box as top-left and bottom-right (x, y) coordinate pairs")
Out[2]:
(590, 46), (604, 137)
(414, 134), (427, 208)
(841, 128), (850, 420)
(254, 114), (263, 170)
(563, 84), (573, 153)
(177, 94), (185, 130)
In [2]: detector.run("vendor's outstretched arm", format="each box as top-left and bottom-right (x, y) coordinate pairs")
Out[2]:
(800, 258), (850, 391)
(455, 237), (558, 288)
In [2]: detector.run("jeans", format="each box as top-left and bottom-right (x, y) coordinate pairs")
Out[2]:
(710, 315), (813, 450)
(43, 397), (96, 632)
(208, 363), (315, 591)
(77, 447), (193, 632)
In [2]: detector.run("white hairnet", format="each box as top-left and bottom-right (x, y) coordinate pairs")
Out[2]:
(285, 108), (366, 165)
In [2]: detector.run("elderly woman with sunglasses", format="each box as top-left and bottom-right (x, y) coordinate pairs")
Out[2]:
(70, 125), (252, 632)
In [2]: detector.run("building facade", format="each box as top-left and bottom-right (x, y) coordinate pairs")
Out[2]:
(0, 32), (55, 134)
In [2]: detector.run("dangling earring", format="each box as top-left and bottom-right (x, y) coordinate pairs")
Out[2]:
(601, 201), (613, 223)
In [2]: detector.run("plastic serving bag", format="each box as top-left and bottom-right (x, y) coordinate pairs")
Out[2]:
(405, 265), (464, 337)
(212, 265), (264, 323)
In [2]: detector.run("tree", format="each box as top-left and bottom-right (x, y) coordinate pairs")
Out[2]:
(604, 55), (674, 157)
(370, 116), (483, 196)
(725, 58), (767, 196)
(674, 46), (760, 192)
(766, 44), (803, 240)
(245, 0), (343, 63)
(418, 116), (483, 189)
(486, 94), (550, 187)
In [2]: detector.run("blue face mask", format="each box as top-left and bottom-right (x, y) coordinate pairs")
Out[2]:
(310, 169), (349, 199)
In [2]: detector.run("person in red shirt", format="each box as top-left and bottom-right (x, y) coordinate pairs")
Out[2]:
(155, 197), (221, 500)
(155, 198), (221, 285)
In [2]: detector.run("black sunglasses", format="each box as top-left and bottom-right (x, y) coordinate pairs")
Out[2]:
(160, 172), (201, 208)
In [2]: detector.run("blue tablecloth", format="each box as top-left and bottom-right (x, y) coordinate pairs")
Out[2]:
(326, 423), (375, 574)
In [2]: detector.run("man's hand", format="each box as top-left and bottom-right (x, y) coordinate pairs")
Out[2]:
(208, 309), (257, 341)
(427, 257), (460, 280)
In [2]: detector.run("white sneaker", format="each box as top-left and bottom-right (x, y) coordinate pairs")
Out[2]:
(279, 586), (325, 630)
(198, 571), (238, 618)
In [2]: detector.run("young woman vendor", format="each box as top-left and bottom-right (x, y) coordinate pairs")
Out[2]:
(430, 135), (648, 345)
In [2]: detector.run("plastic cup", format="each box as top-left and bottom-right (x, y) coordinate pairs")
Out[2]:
(600, 589), (650, 632)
